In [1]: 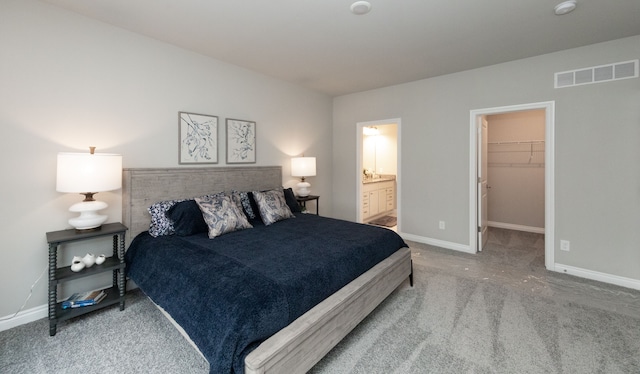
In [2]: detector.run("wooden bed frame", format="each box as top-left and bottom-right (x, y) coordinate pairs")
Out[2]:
(122, 166), (412, 374)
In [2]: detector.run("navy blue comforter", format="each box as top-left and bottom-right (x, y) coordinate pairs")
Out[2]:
(125, 213), (407, 373)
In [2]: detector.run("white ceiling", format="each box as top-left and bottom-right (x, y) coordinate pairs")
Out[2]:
(42, 0), (640, 96)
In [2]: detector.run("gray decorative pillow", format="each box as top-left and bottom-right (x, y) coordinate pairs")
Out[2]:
(252, 189), (295, 225)
(195, 195), (253, 238)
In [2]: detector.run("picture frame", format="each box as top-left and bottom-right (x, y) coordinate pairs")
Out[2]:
(179, 111), (218, 164)
(226, 118), (256, 164)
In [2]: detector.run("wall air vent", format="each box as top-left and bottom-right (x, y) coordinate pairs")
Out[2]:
(554, 60), (638, 88)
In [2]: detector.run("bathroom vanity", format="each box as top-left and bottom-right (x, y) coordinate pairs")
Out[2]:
(362, 176), (395, 220)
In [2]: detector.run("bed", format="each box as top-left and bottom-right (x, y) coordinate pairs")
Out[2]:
(122, 166), (412, 374)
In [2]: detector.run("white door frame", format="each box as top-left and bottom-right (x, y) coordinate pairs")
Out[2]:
(469, 102), (555, 270)
(477, 116), (489, 251)
(356, 118), (402, 229)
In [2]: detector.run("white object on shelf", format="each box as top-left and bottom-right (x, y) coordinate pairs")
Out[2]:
(71, 256), (85, 272)
(95, 254), (106, 265)
(82, 253), (96, 267)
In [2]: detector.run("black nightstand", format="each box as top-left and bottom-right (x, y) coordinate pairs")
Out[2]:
(296, 195), (320, 215)
(46, 222), (127, 336)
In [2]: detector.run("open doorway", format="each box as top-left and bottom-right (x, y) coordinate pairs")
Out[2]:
(470, 102), (555, 270)
(356, 119), (401, 232)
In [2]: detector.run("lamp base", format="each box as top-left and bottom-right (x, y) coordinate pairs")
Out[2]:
(68, 200), (108, 230)
(296, 181), (311, 197)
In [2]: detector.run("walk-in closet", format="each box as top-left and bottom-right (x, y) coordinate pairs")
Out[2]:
(486, 110), (545, 233)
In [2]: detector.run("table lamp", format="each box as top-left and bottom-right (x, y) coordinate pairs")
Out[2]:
(291, 156), (316, 197)
(56, 147), (122, 230)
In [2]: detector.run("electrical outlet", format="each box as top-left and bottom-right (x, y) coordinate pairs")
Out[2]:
(560, 240), (570, 251)
(439, 221), (445, 230)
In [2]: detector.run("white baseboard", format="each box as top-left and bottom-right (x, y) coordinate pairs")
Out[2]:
(0, 304), (47, 332)
(553, 263), (640, 291)
(0, 282), (140, 332)
(399, 232), (640, 292)
(488, 221), (545, 234)
(399, 232), (474, 254)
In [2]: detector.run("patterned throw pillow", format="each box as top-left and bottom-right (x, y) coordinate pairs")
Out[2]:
(231, 190), (258, 220)
(148, 199), (187, 237)
(148, 193), (224, 237)
(252, 189), (295, 225)
(195, 195), (253, 238)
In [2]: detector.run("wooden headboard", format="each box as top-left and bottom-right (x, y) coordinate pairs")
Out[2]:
(122, 166), (282, 245)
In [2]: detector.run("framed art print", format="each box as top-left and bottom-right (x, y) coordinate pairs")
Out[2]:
(226, 118), (256, 164)
(179, 111), (218, 164)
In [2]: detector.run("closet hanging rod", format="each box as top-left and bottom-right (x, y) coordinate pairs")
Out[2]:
(488, 140), (545, 145)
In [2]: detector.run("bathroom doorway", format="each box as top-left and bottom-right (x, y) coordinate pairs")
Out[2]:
(356, 119), (401, 232)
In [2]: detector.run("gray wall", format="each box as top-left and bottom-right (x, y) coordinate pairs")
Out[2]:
(487, 111), (545, 230)
(0, 0), (332, 319)
(333, 35), (640, 282)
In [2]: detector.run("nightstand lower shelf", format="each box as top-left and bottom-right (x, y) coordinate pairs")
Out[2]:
(54, 286), (123, 322)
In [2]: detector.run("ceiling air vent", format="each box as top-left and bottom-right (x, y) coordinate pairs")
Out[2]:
(554, 60), (638, 88)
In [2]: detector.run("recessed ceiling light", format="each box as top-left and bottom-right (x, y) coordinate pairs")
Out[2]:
(351, 1), (372, 15)
(554, 0), (577, 15)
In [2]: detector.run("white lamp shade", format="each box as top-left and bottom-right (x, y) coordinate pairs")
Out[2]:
(57, 152), (122, 193)
(291, 157), (316, 178)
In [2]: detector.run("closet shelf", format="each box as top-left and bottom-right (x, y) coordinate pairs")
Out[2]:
(489, 162), (545, 168)
(487, 140), (545, 167)
(488, 140), (545, 145)
(488, 150), (544, 153)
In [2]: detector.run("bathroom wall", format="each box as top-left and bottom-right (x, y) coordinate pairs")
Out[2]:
(362, 124), (398, 176)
